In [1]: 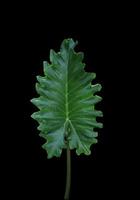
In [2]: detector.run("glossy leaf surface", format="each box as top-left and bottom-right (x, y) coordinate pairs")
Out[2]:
(31, 39), (103, 158)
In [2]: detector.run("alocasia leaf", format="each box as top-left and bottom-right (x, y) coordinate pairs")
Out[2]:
(31, 38), (103, 159)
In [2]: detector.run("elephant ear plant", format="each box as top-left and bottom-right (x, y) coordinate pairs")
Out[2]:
(31, 38), (103, 200)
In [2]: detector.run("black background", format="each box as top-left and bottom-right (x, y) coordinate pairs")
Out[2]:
(2, 3), (138, 200)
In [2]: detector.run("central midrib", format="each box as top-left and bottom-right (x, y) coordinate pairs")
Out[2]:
(65, 56), (69, 121)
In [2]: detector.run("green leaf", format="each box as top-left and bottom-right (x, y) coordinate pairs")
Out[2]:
(31, 38), (103, 158)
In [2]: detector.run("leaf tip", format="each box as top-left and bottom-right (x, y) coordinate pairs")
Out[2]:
(61, 38), (78, 50)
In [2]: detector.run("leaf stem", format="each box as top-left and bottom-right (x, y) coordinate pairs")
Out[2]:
(64, 146), (71, 200)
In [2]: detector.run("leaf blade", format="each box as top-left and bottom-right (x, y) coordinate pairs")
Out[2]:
(31, 38), (103, 158)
